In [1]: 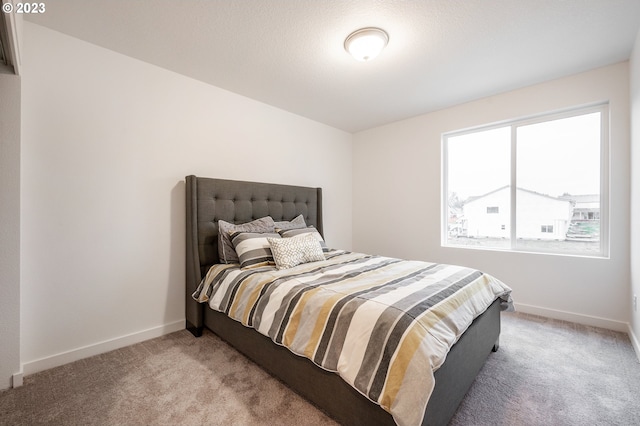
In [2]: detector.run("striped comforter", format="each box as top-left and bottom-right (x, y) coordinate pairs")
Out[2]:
(193, 250), (513, 426)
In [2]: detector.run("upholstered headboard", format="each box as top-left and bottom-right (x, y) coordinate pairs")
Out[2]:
(185, 175), (323, 334)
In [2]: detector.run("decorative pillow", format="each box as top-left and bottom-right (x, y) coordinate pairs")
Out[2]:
(267, 233), (325, 270)
(278, 226), (328, 251)
(218, 217), (275, 264)
(230, 231), (281, 269)
(274, 214), (307, 231)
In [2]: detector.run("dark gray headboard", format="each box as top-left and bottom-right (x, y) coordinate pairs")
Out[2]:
(185, 175), (323, 334)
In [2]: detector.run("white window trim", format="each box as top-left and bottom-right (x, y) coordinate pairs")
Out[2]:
(441, 102), (609, 258)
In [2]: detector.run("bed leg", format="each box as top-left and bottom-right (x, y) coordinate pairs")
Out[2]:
(492, 338), (500, 352)
(186, 320), (203, 337)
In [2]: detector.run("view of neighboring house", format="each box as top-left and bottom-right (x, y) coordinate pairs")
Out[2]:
(560, 193), (601, 241)
(457, 186), (575, 240)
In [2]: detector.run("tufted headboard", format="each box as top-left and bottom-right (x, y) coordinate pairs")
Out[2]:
(185, 175), (323, 334)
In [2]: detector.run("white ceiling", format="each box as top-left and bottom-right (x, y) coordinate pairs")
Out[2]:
(25, 0), (640, 133)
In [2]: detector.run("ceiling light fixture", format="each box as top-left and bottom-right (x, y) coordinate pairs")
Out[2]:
(344, 27), (389, 62)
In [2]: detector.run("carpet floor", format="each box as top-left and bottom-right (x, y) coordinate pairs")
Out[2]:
(1, 312), (638, 425)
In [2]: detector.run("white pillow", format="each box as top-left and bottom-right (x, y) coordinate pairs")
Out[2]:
(267, 233), (325, 270)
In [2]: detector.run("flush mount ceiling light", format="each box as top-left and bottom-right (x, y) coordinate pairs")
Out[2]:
(344, 27), (389, 62)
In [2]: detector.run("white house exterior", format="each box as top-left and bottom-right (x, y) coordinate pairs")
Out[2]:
(560, 193), (601, 241)
(462, 187), (573, 240)
(560, 193), (600, 221)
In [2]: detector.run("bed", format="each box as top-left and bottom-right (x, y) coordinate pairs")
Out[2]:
(185, 175), (511, 426)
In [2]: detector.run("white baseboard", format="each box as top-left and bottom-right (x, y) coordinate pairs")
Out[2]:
(22, 320), (184, 377)
(628, 324), (640, 363)
(514, 302), (629, 332)
(12, 370), (23, 388)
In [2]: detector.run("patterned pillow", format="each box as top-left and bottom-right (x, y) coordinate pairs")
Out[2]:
(230, 231), (281, 269)
(218, 217), (275, 264)
(278, 226), (328, 252)
(274, 214), (307, 231)
(267, 233), (325, 270)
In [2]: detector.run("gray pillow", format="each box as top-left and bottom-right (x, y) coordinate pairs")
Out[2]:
(278, 226), (328, 252)
(231, 232), (281, 269)
(218, 217), (275, 264)
(274, 214), (307, 231)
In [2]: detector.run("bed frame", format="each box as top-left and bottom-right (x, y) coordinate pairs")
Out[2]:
(185, 175), (501, 426)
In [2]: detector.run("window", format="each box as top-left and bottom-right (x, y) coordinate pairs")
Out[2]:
(442, 104), (608, 257)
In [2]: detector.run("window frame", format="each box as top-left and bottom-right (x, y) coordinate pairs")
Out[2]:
(441, 103), (609, 258)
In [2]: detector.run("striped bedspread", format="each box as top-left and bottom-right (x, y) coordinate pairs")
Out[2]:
(193, 250), (513, 426)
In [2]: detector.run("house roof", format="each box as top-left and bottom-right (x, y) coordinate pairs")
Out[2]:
(559, 194), (600, 203)
(464, 186), (573, 205)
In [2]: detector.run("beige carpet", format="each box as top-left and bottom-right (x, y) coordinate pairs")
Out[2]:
(0, 330), (336, 426)
(1, 312), (639, 425)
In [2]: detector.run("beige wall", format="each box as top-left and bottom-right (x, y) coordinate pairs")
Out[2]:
(20, 22), (352, 373)
(630, 28), (640, 354)
(353, 62), (631, 331)
(0, 68), (21, 390)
